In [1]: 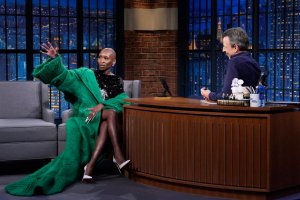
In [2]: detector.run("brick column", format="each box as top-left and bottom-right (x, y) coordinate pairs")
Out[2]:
(124, 0), (178, 97)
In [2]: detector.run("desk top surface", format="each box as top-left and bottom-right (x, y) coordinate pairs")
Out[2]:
(124, 97), (297, 113)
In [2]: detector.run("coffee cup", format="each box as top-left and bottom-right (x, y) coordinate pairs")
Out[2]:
(250, 94), (261, 107)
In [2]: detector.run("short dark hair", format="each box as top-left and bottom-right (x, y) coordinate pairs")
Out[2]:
(223, 27), (249, 51)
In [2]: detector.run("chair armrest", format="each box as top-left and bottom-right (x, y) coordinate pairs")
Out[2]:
(42, 108), (55, 123)
(61, 109), (73, 123)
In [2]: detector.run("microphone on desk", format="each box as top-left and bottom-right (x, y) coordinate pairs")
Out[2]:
(160, 78), (172, 97)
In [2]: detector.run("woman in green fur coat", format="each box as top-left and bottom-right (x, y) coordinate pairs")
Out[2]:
(5, 42), (130, 196)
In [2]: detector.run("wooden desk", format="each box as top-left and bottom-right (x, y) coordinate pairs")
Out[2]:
(123, 97), (300, 200)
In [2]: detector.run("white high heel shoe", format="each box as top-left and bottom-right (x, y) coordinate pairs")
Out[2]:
(82, 165), (94, 183)
(113, 157), (130, 174)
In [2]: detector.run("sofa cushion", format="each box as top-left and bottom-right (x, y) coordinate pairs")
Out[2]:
(0, 119), (57, 143)
(0, 142), (57, 161)
(0, 81), (42, 119)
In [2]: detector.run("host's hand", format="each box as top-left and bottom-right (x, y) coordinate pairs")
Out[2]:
(201, 87), (211, 100)
(40, 42), (59, 58)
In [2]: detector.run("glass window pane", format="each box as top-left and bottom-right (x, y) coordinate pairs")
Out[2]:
(90, 0), (97, 17)
(7, 0), (16, 14)
(276, 13), (284, 49)
(69, 18), (77, 49)
(60, 53), (68, 67)
(217, 0), (223, 15)
(33, 17), (40, 49)
(106, 19), (114, 47)
(98, 0), (106, 17)
(293, 53), (300, 101)
(59, 0), (67, 16)
(69, 53), (77, 69)
(106, 1), (114, 18)
(41, 0), (49, 16)
(83, 53), (89, 67)
(83, 18), (89, 49)
(247, 15), (252, 45)
(296, 13), (300, 48)
(284, 53), (293, 93)
(7, 53), (16, 80)
(32, 0), (40, 15)
(200, 0), (207, 16)
(33, 53), (41, 67)
(224, 16), (231, 29)
(0, 16), (6, 49)
(41, 17), (49, 42)
(207, 0), (211, 16)
(267, 13), (275, 49)
(232, 15), (238, 27)
(258, 53), (267, 70)
(259, 0), (267, 12)
(275, 53), (283, 90)
(17, 53), (26, 80)
(285, 21), (293, 48)
(247, 0), (253, 13)
(50, 0), (58, 16)
(225, 0), (231, 15)
(190, 0), (197, 18)
(187, 52), (212, 97)
(50, 17), (59, 44)
(259, 14), (266, 49)
(90, 18), (97, 49)
(0, 54), (6, 80)
(17, 16), (26, 49)
(0, 0), (5, 14)
(83, 0), (89, 17)
(232, 0), (238, 14)
(60, 17), (68, 49)
(7, 16), (16, 49)
(240, 0), (246, 13)
(90, 52), (97, 69)
(17, 0), (25, 15)
(239, 15), (246, 30)
(69, 0), (77, 16)
(106, 33), (113, 48)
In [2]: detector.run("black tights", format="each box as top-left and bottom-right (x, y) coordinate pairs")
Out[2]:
(84, 109), (125, 176)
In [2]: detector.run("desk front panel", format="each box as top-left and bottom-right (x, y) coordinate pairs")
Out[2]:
(124, 106), (269, 191)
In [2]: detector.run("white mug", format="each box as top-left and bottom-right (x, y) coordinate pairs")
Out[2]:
(250, 94), (261, 107)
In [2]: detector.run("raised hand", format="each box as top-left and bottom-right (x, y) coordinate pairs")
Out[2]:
(40, 42), (59, 58)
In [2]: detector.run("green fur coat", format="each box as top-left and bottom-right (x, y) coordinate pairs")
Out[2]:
(5, 55), (129, 196)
